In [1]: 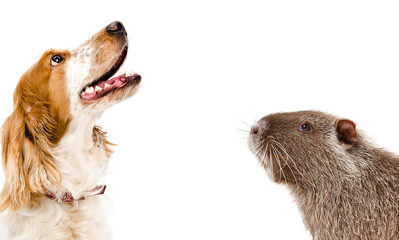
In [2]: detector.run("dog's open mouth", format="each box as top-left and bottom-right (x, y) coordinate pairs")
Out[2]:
(80, 47), (141, 103)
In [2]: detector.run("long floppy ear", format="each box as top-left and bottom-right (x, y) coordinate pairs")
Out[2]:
(335, 119), (358, 149)
(0, 105), (61, 211)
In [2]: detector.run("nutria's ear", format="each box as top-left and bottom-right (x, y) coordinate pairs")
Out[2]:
(335, 119), (357, 149)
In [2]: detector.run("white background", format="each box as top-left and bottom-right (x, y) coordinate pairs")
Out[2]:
(1, 0), (399, 239)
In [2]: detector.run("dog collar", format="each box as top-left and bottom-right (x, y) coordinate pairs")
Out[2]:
(45, 185), (106, 203)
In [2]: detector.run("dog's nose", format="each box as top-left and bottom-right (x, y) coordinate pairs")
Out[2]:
(106, 21), (126, 35)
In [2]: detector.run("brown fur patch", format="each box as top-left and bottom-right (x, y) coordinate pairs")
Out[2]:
(0, 50), (71, 211)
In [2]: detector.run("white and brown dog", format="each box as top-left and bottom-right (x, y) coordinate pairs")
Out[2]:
(0, 21), (141, 239)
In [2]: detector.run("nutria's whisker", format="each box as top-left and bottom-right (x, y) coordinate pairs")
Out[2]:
(273, 143), (298, 185)
(272, 140), (303, 183)
(239, 120), (252, 128)
(259, 143), (268, 167)
(236, 128), (250, 134)
(272, 146), (288, 184)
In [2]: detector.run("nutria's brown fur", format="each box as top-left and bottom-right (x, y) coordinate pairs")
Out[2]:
(248, 110), (399, 240)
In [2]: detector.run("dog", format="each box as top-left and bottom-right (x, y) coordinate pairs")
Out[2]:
(0, 21), (141, 239)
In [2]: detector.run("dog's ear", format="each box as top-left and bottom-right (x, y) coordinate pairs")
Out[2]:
(0, 104), (62, 211)
(0, 106), (63, 211)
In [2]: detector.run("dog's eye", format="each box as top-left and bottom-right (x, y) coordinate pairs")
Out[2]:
(299, 123), (312, 133)
(51, 55), (64, 66)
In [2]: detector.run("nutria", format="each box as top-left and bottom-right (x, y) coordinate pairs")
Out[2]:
(248, 110), (399, 240)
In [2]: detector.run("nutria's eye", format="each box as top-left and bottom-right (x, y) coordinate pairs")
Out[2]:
(299, 123), (312, 133)
(51, 54), (64, 66)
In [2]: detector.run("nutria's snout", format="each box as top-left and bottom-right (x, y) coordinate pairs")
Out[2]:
(250, 125), (260, 136)
(248, 119), (268, 152)
(248, 122), (263, 153)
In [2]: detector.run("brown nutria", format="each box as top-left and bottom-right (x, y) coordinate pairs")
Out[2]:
(248, 110), (399, 240)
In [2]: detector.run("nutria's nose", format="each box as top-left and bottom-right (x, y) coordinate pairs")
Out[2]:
(107, 21), (126, 35)
(250, 125), (260, 135)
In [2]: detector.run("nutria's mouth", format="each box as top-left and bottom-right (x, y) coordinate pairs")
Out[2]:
(79, 47), (141, 103)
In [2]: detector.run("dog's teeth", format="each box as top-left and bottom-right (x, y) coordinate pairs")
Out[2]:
(124, 69), (136, 77)
(104, 83), (111, 89)
(95, 86), (102, 92)
(85, 86), (94, 94)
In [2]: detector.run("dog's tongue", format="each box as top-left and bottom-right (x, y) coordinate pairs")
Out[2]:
(81, 73), (137, 102)
(96, 74), (127, 89)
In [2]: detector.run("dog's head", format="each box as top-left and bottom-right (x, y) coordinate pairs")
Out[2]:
(0, 21), (140, 210)
(68, 21), (141, 114)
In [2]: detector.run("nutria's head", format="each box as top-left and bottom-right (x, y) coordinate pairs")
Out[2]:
(248, 111), (358, 186)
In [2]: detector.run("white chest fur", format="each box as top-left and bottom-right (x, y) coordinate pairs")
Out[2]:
(0, 196), (111, 240)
